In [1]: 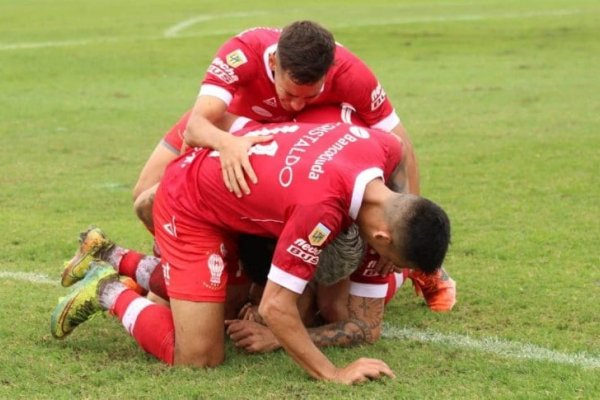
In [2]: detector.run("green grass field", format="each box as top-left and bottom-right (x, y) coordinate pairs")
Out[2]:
(1, 0), (599, 398)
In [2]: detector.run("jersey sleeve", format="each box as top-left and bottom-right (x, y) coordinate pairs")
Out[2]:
(199, 36), (258, 106)
(335, 52), (400, 132)
(349, 246), (389, 299)
(268, 203), (345, 294)
(160, 110), (192, 154)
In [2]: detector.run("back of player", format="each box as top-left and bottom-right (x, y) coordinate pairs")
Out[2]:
(154, 121), (402, 297)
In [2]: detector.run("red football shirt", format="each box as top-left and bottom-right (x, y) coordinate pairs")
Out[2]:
(158, 122), (402, 294)
(200, 28), (400, 131)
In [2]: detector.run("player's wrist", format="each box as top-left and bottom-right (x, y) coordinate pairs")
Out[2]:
(214, 129), (235, 151)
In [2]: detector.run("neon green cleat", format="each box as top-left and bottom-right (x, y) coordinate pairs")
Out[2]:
(61, 226), (114, 287)
(51, 262), (118, 339)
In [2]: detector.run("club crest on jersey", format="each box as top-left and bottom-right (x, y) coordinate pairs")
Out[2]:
(226, 49), (248, 68)
(204, 253), (225, 290)
(308, 223), (331, 246)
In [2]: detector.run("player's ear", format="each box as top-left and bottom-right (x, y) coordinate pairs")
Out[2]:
(268, 53), (277, 71)
(373, 230), (392, 244)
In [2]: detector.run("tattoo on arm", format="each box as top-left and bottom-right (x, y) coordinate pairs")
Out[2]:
(308, 297), (384, 348)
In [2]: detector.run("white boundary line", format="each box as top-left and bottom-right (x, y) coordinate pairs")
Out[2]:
(0, 271), (57, 285)
(163, 11), (269, 37)
(0, 8), (582, 51)
(1, 269), (598, 369)
(382, 324), (600, 369)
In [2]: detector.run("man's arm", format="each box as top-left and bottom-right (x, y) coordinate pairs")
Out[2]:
(226, 294), (384, 352)
(184, 95), (272, 197)
(390, 123), (419, 195)
(257, 281), (393, 384)
(308, 295), (384, 347)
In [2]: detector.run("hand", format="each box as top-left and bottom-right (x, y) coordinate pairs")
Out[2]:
(237, 302), (264, 324)
(331, 358), (396, 385)
(374, 256), (397, 277)
(225, 319), (281, 353)
(218, 134), (273, 197)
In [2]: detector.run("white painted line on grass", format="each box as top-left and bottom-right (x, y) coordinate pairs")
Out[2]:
(0, 8), (583, 51)
(163, 11), (269, 37)
(382, 324), (600, 369)
(2, 269), (597, 369)
(0, 271), (58, 285)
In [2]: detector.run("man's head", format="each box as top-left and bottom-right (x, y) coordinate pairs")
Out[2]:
(369, 194), (451, 274)
(269, 21), (336, 112)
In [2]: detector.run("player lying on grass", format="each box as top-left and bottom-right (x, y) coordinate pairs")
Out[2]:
(51, 120), (450, 384)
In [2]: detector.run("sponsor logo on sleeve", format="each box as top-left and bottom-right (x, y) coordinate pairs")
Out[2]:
(207, 57), (239, 84)
(286, 238), (322, 265)
(308, 223), (331, 246)
(226, 49), (248, 68)
(370, 83), (386, 111)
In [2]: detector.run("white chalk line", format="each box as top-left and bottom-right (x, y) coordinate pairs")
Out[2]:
(382, 324), (600, 369)
(163, 11), (269, 37)
(0, 271), (58, 285)
(1, 269), (598, 369)
(0, 8), (583, 51)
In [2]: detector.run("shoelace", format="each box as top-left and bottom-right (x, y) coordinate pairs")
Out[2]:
(69, 299), (100, 325)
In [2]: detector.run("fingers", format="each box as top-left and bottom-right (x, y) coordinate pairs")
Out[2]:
(337, 358), (396, 385)
(222, 160), (252, 197)
(241, 158), (258, 186)
(238, 302), (253, 319)
(218, 134), (272, 196)
(375, 257), (397, 276)
(358, 358), (395, 380)
(250, 135), (274, 144)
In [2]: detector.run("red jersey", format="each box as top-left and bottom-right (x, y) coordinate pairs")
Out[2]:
(158, 122), (402, 294)
(200, 28), (400, 131)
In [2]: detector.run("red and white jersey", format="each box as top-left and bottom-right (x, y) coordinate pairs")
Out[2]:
(159, 122), (402, 294)
(200, 28), (400, 131)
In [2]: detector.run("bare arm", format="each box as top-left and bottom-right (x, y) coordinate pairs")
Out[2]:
(227, 294), (383, 352)
(257, 281), (393, 384)
(183, 95), (230, 149)
(390, 123), (420, 195)
(184, 96), (272, 197)
(308, 295), (384, 347)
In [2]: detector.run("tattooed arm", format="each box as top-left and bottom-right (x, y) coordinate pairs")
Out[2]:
(308, 294), (384, 347)
(225, 294), (385, 352)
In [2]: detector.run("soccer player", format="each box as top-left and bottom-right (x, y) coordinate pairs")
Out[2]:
(131, 20), (454, 305)
(132, 20), (418, 227)
(51, 121), (450, 384)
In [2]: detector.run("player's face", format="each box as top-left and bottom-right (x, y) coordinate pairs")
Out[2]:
(368, 239), (413, 271)
(270, 56), (324, 112)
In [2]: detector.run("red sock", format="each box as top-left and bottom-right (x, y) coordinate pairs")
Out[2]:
(149, 262), (169, 300)
(112, 289), (175, 364)
(117, 251), (144, 278)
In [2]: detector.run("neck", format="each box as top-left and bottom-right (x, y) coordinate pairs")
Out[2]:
(356, 179), (390, 234)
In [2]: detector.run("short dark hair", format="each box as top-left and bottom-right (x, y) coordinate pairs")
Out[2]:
(399, 197), (451, 274)
(277, 20), (336, 84)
